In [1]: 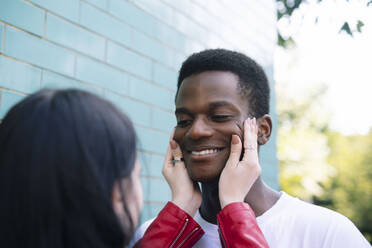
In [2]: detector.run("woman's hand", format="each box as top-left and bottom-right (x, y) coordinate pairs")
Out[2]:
(218, 118), (261, 209)
(162, 132), (202, 216)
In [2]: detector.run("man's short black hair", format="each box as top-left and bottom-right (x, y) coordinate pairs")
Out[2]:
(177, 48), (270, 117)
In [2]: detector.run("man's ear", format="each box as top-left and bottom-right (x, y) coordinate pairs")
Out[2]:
(257, 114), (272, 145)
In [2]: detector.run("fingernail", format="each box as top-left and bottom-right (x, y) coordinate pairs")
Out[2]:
(170, 127), (176, 140)
(170, 140), (177, 149)
(231, 135), (239, 144)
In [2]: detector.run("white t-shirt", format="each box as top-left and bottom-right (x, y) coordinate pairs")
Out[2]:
(130, 192), (370, 247)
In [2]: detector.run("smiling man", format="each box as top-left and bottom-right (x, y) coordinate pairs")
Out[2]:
(174, 71), (251, 182)
(131, 49), (370, 247)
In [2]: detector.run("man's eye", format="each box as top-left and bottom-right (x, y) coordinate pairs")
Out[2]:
(211, 115), (231, 122)
(177, 120), (191, 127)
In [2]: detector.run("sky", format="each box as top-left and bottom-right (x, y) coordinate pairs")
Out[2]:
(275, 0), (372, 135)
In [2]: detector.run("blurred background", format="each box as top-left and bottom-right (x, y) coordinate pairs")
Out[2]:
(276, 0), (372, 242)
(0, 0), (370, 242)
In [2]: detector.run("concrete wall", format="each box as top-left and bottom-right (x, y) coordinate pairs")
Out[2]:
(0, 0), (278, 224)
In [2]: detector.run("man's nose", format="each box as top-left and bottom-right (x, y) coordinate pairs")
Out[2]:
(186, 117), (213, 140)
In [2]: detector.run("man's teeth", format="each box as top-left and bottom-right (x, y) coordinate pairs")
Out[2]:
(191, 149), (219, 155)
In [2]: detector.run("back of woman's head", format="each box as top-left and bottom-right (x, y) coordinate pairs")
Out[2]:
(0, 89), (137, 248)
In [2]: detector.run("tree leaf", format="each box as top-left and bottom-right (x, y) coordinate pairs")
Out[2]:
(276, 0), (371, 46)
(277, 33), (295, 48)
(357, 20), (364, 32)
(340, 22), (352, 36)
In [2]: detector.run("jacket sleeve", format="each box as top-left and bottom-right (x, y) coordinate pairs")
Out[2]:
(217, 202), (269, 248)
(134, 202), (204, 248)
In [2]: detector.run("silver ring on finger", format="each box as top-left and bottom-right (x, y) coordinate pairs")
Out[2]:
(173, 157), (184, 164)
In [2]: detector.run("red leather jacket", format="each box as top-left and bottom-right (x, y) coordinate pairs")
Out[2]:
(134, 202), (269, 248)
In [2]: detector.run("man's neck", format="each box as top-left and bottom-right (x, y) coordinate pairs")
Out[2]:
(199, 177), (280, 224)
(199, 180), (221, 224)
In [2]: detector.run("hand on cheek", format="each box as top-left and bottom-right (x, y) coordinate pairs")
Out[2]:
(162, 129), (202, 216)
(232, 119), (246, 159)
(218, 118), (261, 209)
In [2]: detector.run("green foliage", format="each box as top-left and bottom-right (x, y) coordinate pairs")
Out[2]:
(340, 21), (365, 36)
(357, 20), (365, 32)
(278, 83), (372, 242)
(276, 0), (303, 20)
(276, 0), (369, 47)
(314, 131), (372, 242)
(278, 84), (333, 200)
(276, 0), (302, 47)
(276, 1), (372, 242)
(340, 22), (352, 36)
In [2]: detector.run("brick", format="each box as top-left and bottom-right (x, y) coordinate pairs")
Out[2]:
(129, 77), (174, 110)
(108, 0), (156, 37)
(139, 203), (153, 224)
(139, 152), (164, 178)
(80, 2), (131, 47)
(75, 56), (128, 95)
(84, 0), (108, 10)
(263, 166), (279, 190)
(188, 2), (214, 31)
(149, 204), (165, 218)
(172, 52), (187, 72)
(29, 0), (79, 22)
(0, 90), (24, 119)
(107, 42), (152, 81)
(110, 2), (182, 52)
(204, 0), (227, 18)
(138, 152), (152, 176)
(135, 126), (168, 154)
(45, 14), (105, 60)
(262, 164), (279, 190)
(132, 0), (173, 24)
(0, 23), (3, 51)
(260, 133), (279, 190)
(131, 30), (173, 67)
(104, 91), (151, 127)
(4, 27), (75, 76)
(0, 56), (41, 94)
(183, 39), (205, 56)
(141, 177), (171, 202)
(153, 63), (177, 91)
(0, 0), (44, 36)
(154, 22), (187, 51)
(41, 71), (103, 96)
(160, 0), (191, 14)
(172, 11), (206, 41)
(152, 108), (175, 132)
(125, 0), (187, 50)
(148, 154), (165, 178)
(139, 203), (165, 224)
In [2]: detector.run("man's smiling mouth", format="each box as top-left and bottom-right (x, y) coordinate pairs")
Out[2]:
(191, 148), (223, 156)
(185, 147), (226, 161)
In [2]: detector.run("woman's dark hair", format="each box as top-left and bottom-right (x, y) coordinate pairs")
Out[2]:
(0, 89), (137, 248)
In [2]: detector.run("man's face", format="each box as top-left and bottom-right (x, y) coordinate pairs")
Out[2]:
(174, 71), (250, 182)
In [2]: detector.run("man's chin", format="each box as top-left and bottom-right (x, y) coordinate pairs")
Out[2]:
(187, 169), (221, 184)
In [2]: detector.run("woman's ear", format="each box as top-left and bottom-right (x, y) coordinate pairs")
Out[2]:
(257, 114), (272, 145)
(112, 181), (124, 216)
